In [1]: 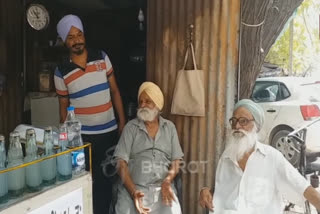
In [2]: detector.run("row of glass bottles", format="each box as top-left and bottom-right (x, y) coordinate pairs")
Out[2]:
(0, 125), (73, 204)
(0, 106), (85, 204)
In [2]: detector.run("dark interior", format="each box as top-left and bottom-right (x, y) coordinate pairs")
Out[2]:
(25, 0), (147, 123)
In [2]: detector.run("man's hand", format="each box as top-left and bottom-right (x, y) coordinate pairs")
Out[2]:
(199, 187), (214, 211)
(161, 180), (176, 207)
(303, 186), (320, 211)
(132, 190), (151, 214)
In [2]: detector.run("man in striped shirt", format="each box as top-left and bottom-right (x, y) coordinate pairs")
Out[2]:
(55, 14), (126, 214)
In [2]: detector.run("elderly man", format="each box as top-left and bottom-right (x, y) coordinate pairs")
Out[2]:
(114, 82), (184, 214)
(199, 99), (320, 213)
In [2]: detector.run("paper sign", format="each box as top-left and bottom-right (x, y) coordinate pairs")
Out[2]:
(28, 188), (83, 214)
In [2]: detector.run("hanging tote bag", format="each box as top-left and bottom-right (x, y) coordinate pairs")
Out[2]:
(171, 43), (205, 116)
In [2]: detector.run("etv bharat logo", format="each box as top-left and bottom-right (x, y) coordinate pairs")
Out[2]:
(100, 145), (212, 178)
(101, 146), (117, 177)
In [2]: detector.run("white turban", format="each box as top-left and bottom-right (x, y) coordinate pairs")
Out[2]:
(57, 15), (84, 42)
(234, 99), (265, 132)
(138, 82), (164, 110)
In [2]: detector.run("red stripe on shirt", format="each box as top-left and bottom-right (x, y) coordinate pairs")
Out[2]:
(86, 62), (107, 73)
(56, 89), (68, 96)
(64, 69), (84, 85)
(75, 101), (113, 114)
(65, 62), (107, 85)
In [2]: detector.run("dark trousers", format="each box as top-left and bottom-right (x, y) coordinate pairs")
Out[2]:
(82, 130), (118, 214)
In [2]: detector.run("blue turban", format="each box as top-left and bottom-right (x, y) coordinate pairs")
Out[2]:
(57, 15), (84, 42)
(234, 99), (265, 131)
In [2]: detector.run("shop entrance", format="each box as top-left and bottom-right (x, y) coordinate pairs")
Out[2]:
(24, 0), (147, 126)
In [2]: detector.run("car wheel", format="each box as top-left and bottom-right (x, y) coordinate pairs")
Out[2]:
(271, 129), (299, 166)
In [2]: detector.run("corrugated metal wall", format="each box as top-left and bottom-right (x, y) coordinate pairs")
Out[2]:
(0, 0), (24, 142)
(147, 0), (240, 213)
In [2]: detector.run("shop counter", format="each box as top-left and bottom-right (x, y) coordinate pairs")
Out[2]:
(0, 143), (93, 214)
(0, 172), (93, 214)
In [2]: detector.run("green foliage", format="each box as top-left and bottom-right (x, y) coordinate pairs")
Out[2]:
(265, 0), (320, 76)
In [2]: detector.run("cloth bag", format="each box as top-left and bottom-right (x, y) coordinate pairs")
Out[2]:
(171, 43), (205, 116)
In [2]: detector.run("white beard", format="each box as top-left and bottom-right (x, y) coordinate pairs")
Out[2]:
(225, 125), (258, 161)
(137, 107), (159, 122)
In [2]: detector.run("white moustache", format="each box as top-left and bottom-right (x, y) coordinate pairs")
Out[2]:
(232, 129), (248, 138)
(226, 126), (257, 161)
(137, 107), (159, 122)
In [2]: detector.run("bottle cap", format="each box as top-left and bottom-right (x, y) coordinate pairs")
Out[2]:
(45, 126), (52, 132)
(67, 106), (75, 111)
(59, 123), (66, 129)
(26, 128), (35, 136)
(10, 131), (20, 138)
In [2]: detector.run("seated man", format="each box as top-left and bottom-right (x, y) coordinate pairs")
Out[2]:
(114, 82), (184, 214)
(199, 99), (320, 214)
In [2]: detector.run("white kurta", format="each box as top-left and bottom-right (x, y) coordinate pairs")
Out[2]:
(210, 141), (310, 214)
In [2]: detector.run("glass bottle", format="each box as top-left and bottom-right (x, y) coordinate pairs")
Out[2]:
(57, 123), (72, 181)
(24, 128), (42, 192)
(0, 135), (8, 203)
(7, 131), (25, 198)
(40, 127), (56, 186)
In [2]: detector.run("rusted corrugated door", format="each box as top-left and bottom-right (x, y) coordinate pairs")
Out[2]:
(0, 1), (23, 141)
(147, 0), (240, 213)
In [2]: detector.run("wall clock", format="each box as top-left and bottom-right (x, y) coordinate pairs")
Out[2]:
(26, 4), (50, 30)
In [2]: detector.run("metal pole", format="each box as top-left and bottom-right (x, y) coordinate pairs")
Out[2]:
(237, 0), (243, 101)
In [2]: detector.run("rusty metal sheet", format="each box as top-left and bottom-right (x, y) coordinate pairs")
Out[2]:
(147, 0), (240, 213)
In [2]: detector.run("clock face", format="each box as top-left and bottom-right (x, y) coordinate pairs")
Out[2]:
(26, 4), (50, 30)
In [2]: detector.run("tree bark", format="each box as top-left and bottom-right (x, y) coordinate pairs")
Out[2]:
(239, 0), (303, 99)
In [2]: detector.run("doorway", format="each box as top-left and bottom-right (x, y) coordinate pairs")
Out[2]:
(24, 0), (147, 125)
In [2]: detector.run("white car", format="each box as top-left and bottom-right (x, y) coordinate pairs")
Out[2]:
(251, 77), (320, 165)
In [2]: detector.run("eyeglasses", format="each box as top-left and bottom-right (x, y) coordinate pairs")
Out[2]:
(229, 117), (254, 127)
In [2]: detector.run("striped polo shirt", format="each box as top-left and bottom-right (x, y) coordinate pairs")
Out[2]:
(54, 49), (117, 135)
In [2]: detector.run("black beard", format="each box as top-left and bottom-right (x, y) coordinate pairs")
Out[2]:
(71, 43), (85, 55)
(72, 48), (84, 55)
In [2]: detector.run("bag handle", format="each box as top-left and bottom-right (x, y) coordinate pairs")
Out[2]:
(182, 42), (198, 70)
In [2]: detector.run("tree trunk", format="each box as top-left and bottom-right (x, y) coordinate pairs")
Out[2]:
(239, 0), (303, 99)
